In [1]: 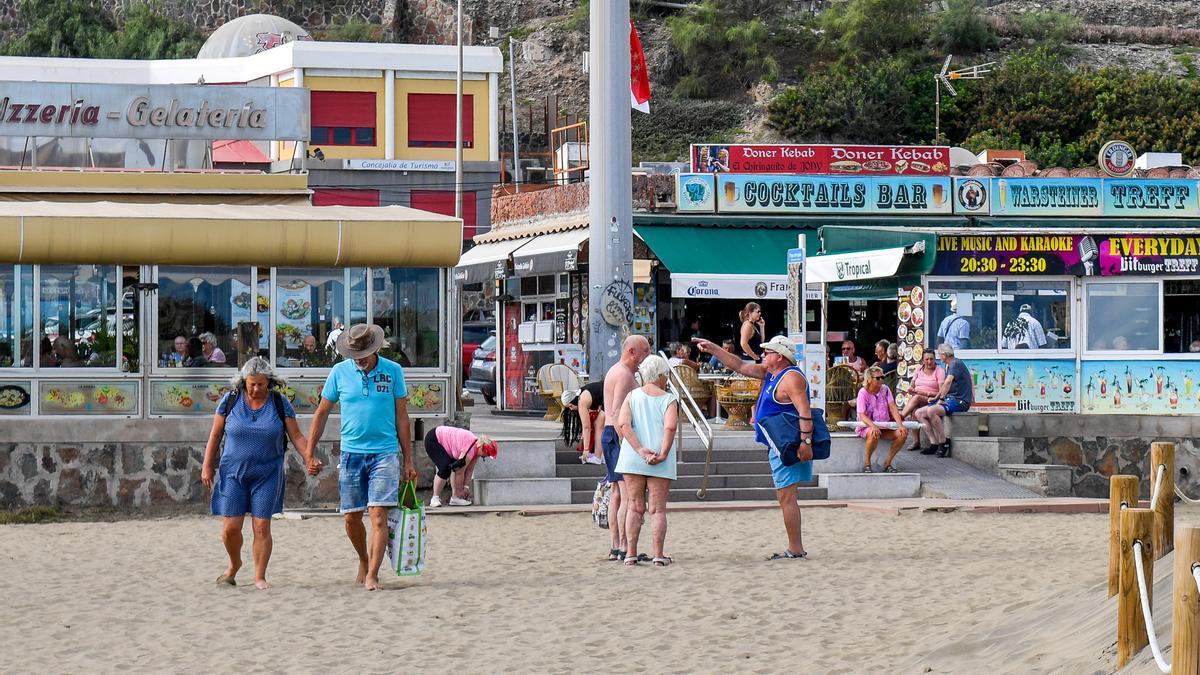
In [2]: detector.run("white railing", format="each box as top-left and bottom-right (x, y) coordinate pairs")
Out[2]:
(659, 351), (715, 499)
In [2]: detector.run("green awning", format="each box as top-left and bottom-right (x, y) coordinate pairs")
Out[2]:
(635, 224), (817, 275)
(828, 275), (923, 300)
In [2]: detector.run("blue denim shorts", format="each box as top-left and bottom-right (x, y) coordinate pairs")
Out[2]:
(338, 451), (400, 513)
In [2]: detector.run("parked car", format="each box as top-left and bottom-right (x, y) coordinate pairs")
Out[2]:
(465, 335), (497, 405)
(462, 320), (494, 379)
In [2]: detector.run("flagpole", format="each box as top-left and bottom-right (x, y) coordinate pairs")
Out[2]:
(587, 0), (633, 378)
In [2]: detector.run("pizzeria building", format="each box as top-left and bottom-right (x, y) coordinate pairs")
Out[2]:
(0, 18), (502, 509)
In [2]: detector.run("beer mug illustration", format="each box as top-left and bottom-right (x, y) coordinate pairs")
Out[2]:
(723, 181), (737, 204)
(932, 183), (945, 205)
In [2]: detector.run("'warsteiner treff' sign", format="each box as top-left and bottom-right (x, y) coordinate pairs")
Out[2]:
(703, 174), (953, 215)
(0, 81), (309, 141)
(934, 233), (1200, 276)
(690, 143), (950, 176)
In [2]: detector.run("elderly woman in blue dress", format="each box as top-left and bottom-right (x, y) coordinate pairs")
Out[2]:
(616, 354), (680, 567)
(201, 358), (318, 589)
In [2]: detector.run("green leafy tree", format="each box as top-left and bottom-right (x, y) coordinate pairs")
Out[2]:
(314, 18), (384, 43)
(667, 0), (781, 99)
(930, 0), (998, 54)
(0, 0), (116, 58)
(820, 0), (927, 63)
(1010, 11), (1079, 54)
(109, 2), (205, 59)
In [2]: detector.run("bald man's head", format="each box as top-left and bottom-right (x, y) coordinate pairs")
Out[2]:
(622, 334), (650, 365)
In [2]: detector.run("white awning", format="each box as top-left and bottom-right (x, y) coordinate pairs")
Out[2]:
(670, 273), (821, 300)
(453, 237), (533, 284)
(511, 228), (589, 277)
(807, 247), (907, 284)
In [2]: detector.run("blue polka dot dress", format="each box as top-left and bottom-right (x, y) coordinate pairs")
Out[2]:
(211, 392), (296, 519)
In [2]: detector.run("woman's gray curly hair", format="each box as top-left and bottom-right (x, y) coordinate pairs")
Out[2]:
(229, 356), (288, 390)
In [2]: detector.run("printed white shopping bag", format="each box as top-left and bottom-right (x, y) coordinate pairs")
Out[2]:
(386, 480), (426, 576)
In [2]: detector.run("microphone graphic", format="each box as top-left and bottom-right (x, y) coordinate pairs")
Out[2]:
(1078, 236), (1098, 275)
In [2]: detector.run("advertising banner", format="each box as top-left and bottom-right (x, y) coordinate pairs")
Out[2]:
(934, 233), (1200, 276)
(1081, 361), (1200, 415)
(961, 359), (1078, 413)
(671, 273), (789, 300)
(710, 174), (953, 215)
(42, 380), (138, 415)
(690, 143), (950, 176)
(676, 173), (716, 212)
(953, 177), (1200, 217)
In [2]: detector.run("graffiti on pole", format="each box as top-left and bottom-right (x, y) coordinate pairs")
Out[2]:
(599, 280), (634, 328)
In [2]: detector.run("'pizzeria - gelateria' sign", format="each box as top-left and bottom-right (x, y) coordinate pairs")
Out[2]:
(0, 81), (310, 141)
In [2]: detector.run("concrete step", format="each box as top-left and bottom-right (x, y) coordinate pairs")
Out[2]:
(818, 472), (921, 499)
(951, 437), (1025, 473)
(997, 464), (1072, 497)
(946, 411), (982, 438)
(555, 460), (774, 478)
(474, 440), (558, 480)
(567, 474), (777, 492)
(474, 478), (572, 505)
(569, 485), (827, 504)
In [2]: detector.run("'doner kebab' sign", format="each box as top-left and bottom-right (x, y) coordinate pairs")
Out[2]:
(0, 81), (310, 141)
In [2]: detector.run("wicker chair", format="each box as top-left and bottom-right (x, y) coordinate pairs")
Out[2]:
(537, 363), (581, 421)
(672, 364), (712, 411)
(824, 364), (859, 426)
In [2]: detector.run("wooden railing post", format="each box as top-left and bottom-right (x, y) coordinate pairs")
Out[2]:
(1110, 475), (1140, 598)
(1151, 441), (1176, 558)
(1118, 507), (1154, 669)
(1172, 524), (1200, 675)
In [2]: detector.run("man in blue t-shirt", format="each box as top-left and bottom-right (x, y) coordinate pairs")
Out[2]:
(915, 343), (975, 458)
(307, 323), (417, 591)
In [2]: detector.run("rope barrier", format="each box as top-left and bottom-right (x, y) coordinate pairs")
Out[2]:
(1176, 483), (1200, 506)
(1131, 540), (1171, 674)
(1151, 463), (1166, 508)
(1194, 562), (1200, 597)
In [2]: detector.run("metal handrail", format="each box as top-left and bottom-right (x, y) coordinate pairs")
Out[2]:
(658, 351), (716, 499)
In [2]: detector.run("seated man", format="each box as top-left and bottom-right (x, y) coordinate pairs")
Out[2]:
(856, 366), (908, 473)
(914, 344), (975, 458)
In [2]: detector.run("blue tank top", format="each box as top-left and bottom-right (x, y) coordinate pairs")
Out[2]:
(754, 366), (806, 446)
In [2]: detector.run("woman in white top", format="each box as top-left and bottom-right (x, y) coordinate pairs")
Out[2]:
(616, 354), (679, 567)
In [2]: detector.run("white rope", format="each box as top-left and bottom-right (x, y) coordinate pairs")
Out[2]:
(1131, 540), (1171, 674)
(1150, 463), (1166, 508)
(1194, 563), (1200, 597)
(1177, 483), (1200, 506)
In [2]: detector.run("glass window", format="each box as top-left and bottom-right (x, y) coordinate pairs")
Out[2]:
(371, 268), (440, 368)
(1086, 281), (1160, 351)
(311, 127), (329, 144)
(275, 268), (345, 368)
(40, 265), (120, 368)
(1164, 280), (1200, 354)
(349, 268), (368, 327)
(354, 128), (375, 145)
(119, 268), (141, 372)
(331, 127), (353, 145)
(158, 267), (249, 368)
(1000, 280), (1071, 350)
(927, 280), (998, 350)
(0, 265), (33, 368)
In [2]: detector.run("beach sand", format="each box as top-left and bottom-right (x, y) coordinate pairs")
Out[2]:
(0, 504), (1157, 673)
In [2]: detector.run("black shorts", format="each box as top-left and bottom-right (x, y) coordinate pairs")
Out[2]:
(424, 428), (456, 479)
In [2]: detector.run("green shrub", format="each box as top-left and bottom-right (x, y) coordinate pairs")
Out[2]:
(313, 18), (383, 43)
(667, 0), (781, 99)
(930, 0), (998, 54)
(820, 0), (927, 63)
(631, 98), (744, 163)
(0, 506), (63, 525)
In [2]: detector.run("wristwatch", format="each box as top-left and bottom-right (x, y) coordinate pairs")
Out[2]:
(799, 437), (812, 445)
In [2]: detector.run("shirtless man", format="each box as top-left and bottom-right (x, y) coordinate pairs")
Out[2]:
(601, 334), (650, 562)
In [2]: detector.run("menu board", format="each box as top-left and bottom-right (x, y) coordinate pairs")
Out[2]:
(0, 381), (32, 415)
(406, 378), (449, 416)
(631, 282), (656, 343)
(276, 279), (313, 348)
(40, 380), (138, 415)
(150, 380), (234, 415)
(893, 286), (927, 408)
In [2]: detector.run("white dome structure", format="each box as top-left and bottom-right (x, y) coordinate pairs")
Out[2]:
(197, 14), (314, 59)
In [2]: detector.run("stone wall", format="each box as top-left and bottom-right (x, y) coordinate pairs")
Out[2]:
(402, 0), (474, 45)
(490, 180), (588, 228)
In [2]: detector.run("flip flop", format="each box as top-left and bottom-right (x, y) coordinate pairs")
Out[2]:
(862, 465), (873, 473)
(608, 548), (623, 561)
(883, 465), (900, 473)
(216, 574), (237, 586)
(768, 550), (808, 561)
(653, 556), (673, 567)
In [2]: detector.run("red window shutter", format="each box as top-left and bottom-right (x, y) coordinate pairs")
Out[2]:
(410, 190), (477, 239)
(407, 94), (474, 145)
(313, 188), (381, 206)
(311, 91), (377, 127)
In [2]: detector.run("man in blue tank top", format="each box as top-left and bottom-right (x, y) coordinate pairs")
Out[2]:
(694, 335), (814, 560)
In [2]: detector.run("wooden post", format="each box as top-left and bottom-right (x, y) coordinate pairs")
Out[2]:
(1118, 507), (1154, 669)
(1110, 475), (1140, 598)
(1151, 442), (1176, 558)
(1172, 525), (1200, 675)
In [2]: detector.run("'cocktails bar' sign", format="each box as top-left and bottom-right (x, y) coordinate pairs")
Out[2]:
(676, 173), (953, 215)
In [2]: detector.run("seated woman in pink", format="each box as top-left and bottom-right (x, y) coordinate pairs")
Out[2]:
(900, 348), (946, 419)
(422, 425), (498, 507)
(856, 366), (908, 473)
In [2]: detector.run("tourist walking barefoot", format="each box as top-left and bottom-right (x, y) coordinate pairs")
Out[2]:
(201, 358), (316, 590)
(616, 355), (679, 567)
(694, 335), (814, 560)
(601, 335), (650, 561)
(307, 324), (419, 591)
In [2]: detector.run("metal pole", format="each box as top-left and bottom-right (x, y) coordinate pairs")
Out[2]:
(587, 0), (634, 379)
(455, 0), (464, 220)
(934, 77), (940, 146)
(509, 37), (522, 193)
(452, 0), (465, 415)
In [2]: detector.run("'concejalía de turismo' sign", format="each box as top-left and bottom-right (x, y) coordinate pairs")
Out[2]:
(676, 173), (953, 215)
(0, 81), (310, 141)
(953, 177), (1200, 217)
(933, 233), (1200, 276)
(690, 143), (951, 176)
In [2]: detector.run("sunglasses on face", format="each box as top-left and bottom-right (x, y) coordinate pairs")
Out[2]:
(841, 347), (852, 352)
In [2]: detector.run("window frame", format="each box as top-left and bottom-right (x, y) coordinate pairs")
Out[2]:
(924, 275), (1003, 357)
(996, 276), (1076, 355)
(1082, 278), (1165, 357)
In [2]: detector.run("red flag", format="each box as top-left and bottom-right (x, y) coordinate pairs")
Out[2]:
(630, 20), (651, 114)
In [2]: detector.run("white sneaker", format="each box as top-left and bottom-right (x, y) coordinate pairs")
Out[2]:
(449, 496), (473, 506)
(429, 495), (443, 507)
(584, 455), (604, 465)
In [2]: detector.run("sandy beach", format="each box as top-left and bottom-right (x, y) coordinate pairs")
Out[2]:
(0, 504), (1163, 673)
